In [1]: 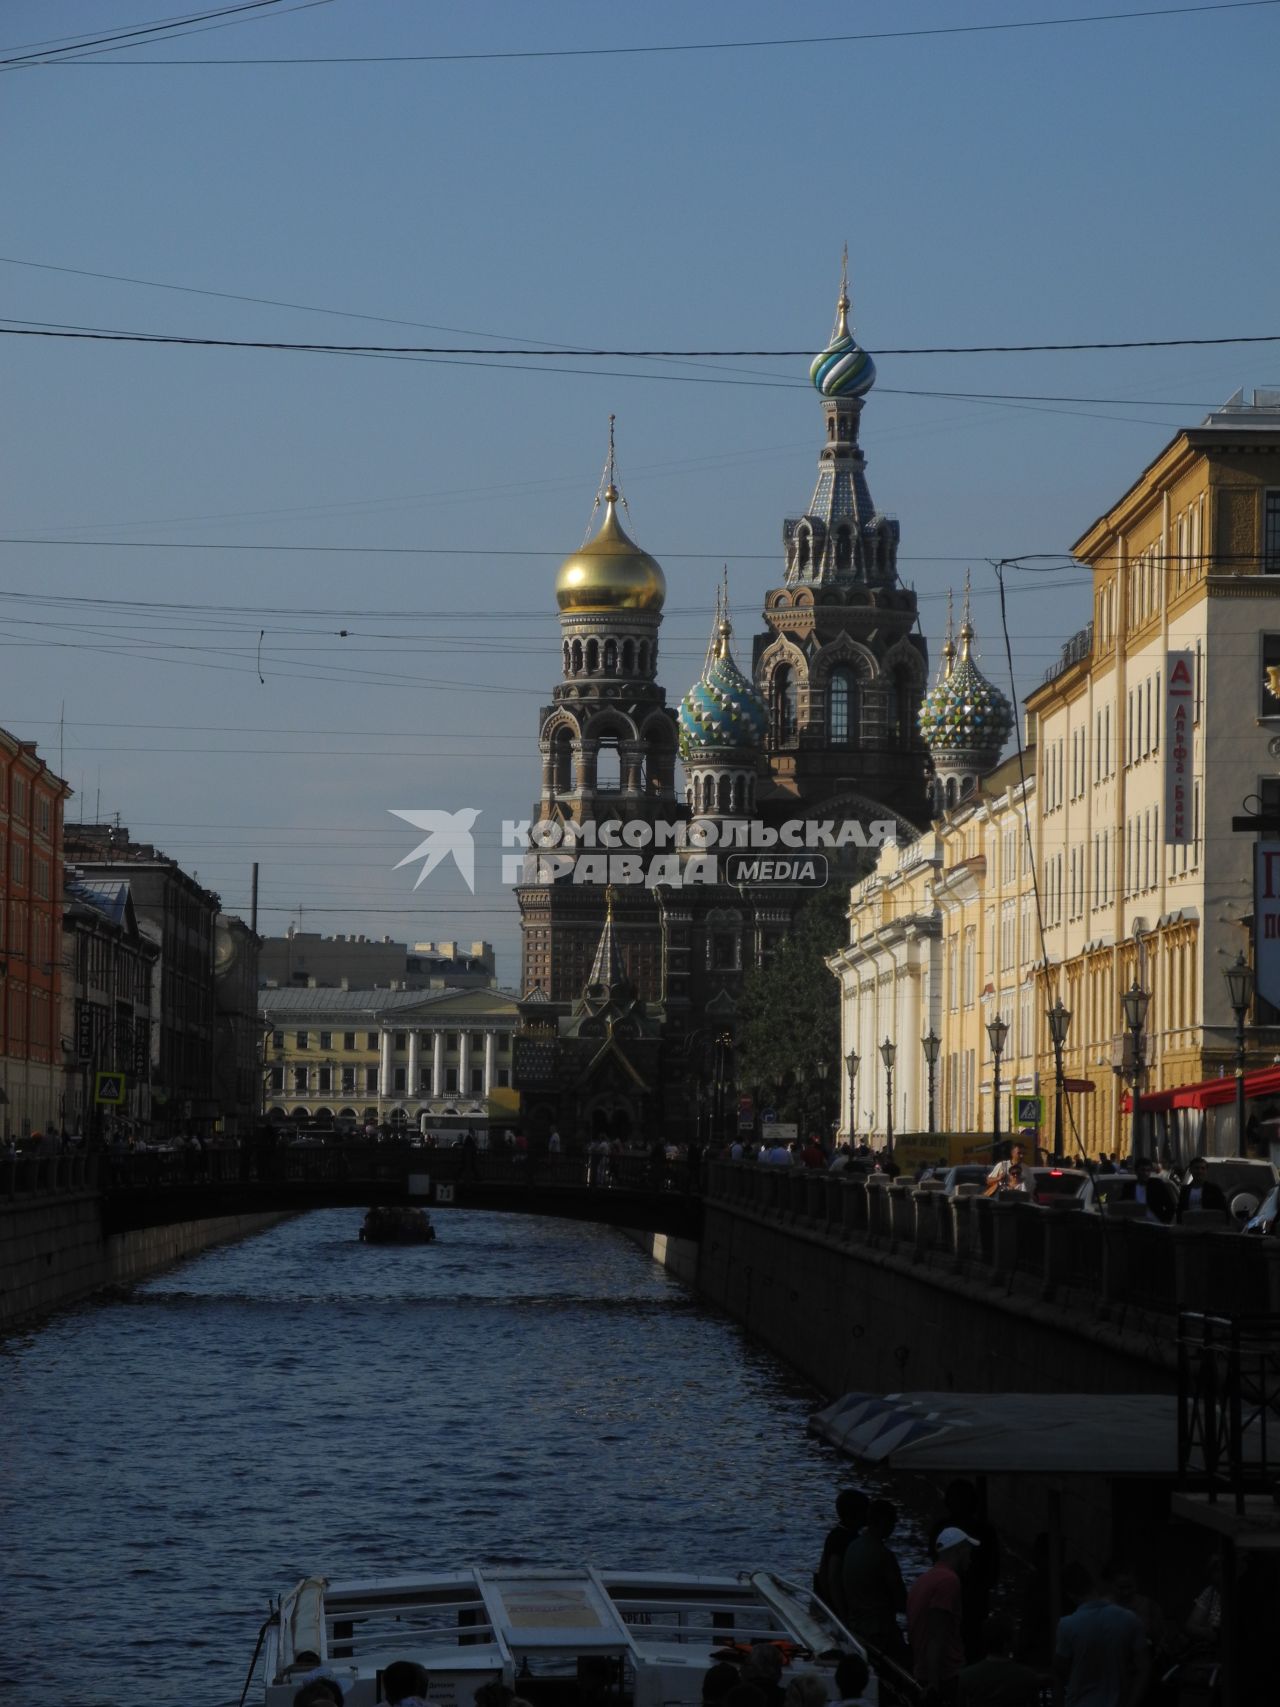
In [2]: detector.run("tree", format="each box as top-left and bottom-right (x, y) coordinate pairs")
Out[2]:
(735, 882), (852, 1125)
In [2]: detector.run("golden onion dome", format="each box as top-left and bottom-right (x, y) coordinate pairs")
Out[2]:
(555, 485), (667, 614)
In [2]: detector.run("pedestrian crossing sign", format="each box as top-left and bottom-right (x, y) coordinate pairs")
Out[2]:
(1012, 1093), (1043, 1128)
(94, 1071), (126, 1106)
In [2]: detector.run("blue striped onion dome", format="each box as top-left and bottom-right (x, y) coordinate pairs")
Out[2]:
(678, 620), (768, 757)
(918, 624), (1014, 756)
(810, 333), (876, 399)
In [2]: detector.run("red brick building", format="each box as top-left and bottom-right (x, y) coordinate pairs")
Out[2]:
(0, 731), (72, 1138)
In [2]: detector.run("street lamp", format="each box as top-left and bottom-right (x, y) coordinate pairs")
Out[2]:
(986, 1015), (1010, 1152)
(1047, 998), (1072, 1161)
(879, 1037), (897, 1156)
(1224, 952), (1255, 1158)
(814, 1058), (830, 1143)
(921, 1030), (941, 1136)
(845, 1050), (860, 1145)
(1121, 981), (1151, 1164)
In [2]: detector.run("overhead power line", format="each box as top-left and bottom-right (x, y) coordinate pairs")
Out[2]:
(3, 317), (1278, 357)
(16, 1), (1278, 65)
(0, 0), (288, 66)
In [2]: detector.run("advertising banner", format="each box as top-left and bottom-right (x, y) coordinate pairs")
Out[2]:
(1165, 650), (1195, 845)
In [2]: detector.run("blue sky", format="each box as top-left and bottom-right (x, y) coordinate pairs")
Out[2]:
(3, 0), (1278, 982)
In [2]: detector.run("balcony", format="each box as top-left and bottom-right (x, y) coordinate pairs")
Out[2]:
(1042, 621), (1094, 687)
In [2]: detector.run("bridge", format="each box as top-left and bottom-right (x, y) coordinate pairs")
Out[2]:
(3, 1144), (706, 1241)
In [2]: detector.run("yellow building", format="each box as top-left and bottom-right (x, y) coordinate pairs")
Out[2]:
(1026, 387), (1280, 1155)
(260, 986), (520, 1131)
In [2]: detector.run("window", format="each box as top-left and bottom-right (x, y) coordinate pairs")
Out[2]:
(470, 1067), (484, 1094)
(272, 1030), (284, 1049)
(293, 1066), (308, 1092)
(393, 1067), (406, 1093)
(364, 1066), (378, 1094)
(366, 1031), (378, 1050)
(343, 1032), (355, 1051)
(774, 666), (798, 743)
(828, 668), (856, 745)
(1262, 635), (1280, 717)
(319, 1031), (332, 1050)
(1265, 491), (1280, 573)
(341, 1067), (355, 1093)
(296, 1031), (308, 1049)
(12, 777), (25, 821)
(446, 1032), (458, 1051)
(446, 1067), (458, 1093)
(11, 844), (24, 885)
(270, 1066), (284, 1092)
(317, 1066), (332, 1093)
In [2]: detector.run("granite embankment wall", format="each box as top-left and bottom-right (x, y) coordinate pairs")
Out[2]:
(692, 1202), (1175, 1398)
(0, 1193), (293, 1332)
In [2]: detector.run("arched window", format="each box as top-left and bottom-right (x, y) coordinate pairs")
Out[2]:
(835, 528), (852, 573)
(603, 638), (617, 675)
(562, 641), (571, 675)
(718, 774), (732, 814)
(621, 638), (635, 675)
(829, 667), (856, 745)
(774, 666), (798, 743)
(596, 739), (620, 791)
(796, 532), (810, 575)
(570, 639), (584, 675)
(637, 640), (649, 675)
(945, 777), (958, 808)
(702, 774), (715, 813)
(732, 774), (746, 814)
(586, 639), (600, 674)
(892, 667), (913, 747)
(551, 726), (573, 794)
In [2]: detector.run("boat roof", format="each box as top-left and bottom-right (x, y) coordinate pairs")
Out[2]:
(262, 1565), (864, 1706)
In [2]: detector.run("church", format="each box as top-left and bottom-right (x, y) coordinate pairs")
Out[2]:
(513, 268), (933, 1145)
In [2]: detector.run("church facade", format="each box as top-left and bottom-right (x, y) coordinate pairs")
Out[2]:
(513, 272), (934, 1143)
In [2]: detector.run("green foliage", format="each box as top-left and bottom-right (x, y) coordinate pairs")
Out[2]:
(735, 883), (851, 1119)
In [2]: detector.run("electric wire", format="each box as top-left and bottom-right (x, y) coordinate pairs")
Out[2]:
(19, 1), (1278, 65)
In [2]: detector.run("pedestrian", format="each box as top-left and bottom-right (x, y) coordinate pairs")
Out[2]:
(801, 1133), (825, 1169)
(832, 1653), (870, 1703)
(738, 1644), (784, 1706)
(1117, 1156), (1176, 1224)
(814, 1486), (869, 1614)
(293, 1679), (344, 1707)
(781, 1676), (828, 1707)
(957, 1612), (1040, 1706)
(907, 1526), (978, 1694)
(986, 1142), (1029, 1193)
(1177, 1156), (1228, 1221)
(1053, 1562), (1148, 1707)
(930, 1480), (1001, 1661)
(382, 1660), (430, 1706)
(840, 1497), (908, 1665)
(701, 1660), (742, 1702)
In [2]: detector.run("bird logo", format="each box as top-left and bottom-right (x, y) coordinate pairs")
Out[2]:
(390, 807), (481, 893)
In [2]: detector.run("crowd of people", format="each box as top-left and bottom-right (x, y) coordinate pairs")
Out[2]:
(808, 1481), (1229, 1706)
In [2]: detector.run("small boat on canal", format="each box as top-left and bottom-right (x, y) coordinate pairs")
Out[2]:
(358, 1206), (436, 1245)
(252, 1566), (879, 1705)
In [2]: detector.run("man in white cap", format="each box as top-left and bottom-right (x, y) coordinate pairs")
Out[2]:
(906, 1526), (979, 1693)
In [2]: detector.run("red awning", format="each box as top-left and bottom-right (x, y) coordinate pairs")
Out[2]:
(1121, 1062), (1280, 1114)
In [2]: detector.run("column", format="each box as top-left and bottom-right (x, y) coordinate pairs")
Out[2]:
(432, 1030), (444, 1097)
(378, 1029), (393, 1099)
(458, 1031), (471, 1097)
(407, 1030), (421, 1100)
(483, 1031), (497, 1094)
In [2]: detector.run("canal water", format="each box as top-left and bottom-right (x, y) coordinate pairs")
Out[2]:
(0, 1209), (930, 1707)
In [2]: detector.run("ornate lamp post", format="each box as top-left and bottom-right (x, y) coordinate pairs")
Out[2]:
(845, 1049), (860, 1145)
(1047, 998), (1072, 1160)
(879, 1037), (897, 1156)
(922, 1030), (941, 1136)
(986, 1014), (1009, 1152)
(1121, 981), (1151, 1164)
(1224, 953), (1255, 1158)
(814, 1058), (831, 1143)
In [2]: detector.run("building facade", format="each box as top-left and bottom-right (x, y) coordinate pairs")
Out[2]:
(0, 731), (71, 1139)
(1025, 387), (1280, 1154)
(261, 985), (520, 1131)
(65, 824), (221, 1133)
(213, 913), (262, 1135)
(833, 389), (1280, 1159)
(260, 930), (496, 991)
(62, 874), (158, 1136)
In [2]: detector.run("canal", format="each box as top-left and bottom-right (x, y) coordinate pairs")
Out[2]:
(0, 1209), (930, 1707)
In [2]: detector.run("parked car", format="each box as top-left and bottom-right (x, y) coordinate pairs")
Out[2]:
(938, 1163), (993, 1197)
(1078, 1170), (1178, 1221)
(1242, 1185), (1279, 1235)
(1198, 1157), (1277, 1221)
(1020, 1165), (1089, 1206)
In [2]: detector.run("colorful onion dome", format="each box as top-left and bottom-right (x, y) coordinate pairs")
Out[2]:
(556, 485), (667, 614)
(678, 617), (768, 756)
(810, 273), (876, 400)
(918, 617), (1014, 758)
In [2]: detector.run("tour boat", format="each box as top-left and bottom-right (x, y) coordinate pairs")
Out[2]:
(358, 1207), (436, 1245)
(251, 1565), (876, 1705)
